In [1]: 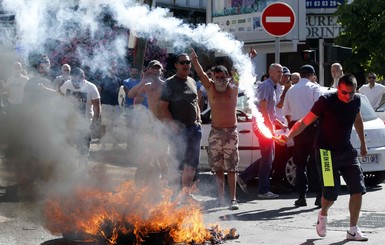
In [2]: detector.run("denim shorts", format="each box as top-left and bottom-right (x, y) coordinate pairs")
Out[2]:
(315, 147), (366, 201)
(180, 124), (202, 169)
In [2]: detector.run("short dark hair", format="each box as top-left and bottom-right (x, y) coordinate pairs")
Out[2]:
(175, 53), (189, 63)
(28, 53), (50, 69)
(338, 73), (357, 88)
(70, 67), (85, 78)
(213, 65), (229, 76)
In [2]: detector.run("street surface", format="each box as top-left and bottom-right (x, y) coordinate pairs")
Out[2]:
(0, 142), (384, 245)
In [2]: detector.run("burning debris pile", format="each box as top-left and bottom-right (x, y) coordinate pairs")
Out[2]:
(44, 181), (239, 244)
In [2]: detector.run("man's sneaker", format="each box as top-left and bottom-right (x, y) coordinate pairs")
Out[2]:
(346, 226), (368, 241)
(258, 191), (279, 199)
(316, 212), (327, 237)
(294, 197), (307, 207)
(236, 175), (247, 193)
(229, 200), (239, 210)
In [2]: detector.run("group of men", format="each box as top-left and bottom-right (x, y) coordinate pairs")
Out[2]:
(242, 61), (372, 241)
(4, 49), (384, 241)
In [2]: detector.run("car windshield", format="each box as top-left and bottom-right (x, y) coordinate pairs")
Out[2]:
(375, 101), (385, 112)
(359, 94), (378, 122)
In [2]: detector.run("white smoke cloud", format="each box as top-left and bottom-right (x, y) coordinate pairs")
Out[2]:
(0, 0), (260, 205)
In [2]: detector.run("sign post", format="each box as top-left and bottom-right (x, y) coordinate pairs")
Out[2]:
(261, 2), (296, 63)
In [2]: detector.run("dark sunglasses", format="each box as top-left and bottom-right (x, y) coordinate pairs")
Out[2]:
(340, 90), (355, 96)
(178, 60), (191, 65)
(368, 76), (376, 79)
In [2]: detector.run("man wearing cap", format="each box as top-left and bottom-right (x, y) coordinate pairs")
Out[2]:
(283, 64), (322, 207)
(133, 62), (164, 118)
(128, 60), (163, 108)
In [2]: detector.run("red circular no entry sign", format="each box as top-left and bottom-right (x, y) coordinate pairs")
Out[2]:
(261, 2), (296, 37)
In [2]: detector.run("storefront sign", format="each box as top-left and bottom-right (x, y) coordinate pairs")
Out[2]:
(306, 15), (342, 39)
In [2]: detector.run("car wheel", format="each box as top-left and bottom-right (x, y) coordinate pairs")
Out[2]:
(284, 156), (296, 189)
(364, 171), (385, 187)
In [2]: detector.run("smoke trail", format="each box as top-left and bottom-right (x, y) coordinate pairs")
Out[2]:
(2, 0), (256, 92)
(0, 0), (262, 203)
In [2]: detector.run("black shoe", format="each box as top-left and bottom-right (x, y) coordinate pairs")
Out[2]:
(314, 195), (322, 208)
(294, 197), (307, 207)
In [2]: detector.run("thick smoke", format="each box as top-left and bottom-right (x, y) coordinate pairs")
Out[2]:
(0, 0), (257, 204)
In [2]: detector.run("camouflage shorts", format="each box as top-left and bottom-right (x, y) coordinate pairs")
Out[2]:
(208, 126), (239, 172)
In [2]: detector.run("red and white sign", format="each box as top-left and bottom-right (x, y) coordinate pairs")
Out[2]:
(261, 2), (296, 37)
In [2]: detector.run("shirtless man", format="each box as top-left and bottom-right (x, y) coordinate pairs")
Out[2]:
(132, 63), (170, 186)
(191, 49), (239, 210)
(134, 74), (164, 118)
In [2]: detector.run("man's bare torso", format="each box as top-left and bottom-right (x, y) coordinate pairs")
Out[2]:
(144, 82), (163, 119)
(208, 84), (237, 128)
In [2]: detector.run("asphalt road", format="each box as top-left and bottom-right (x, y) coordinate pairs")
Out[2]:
(0, 143), (384, 245)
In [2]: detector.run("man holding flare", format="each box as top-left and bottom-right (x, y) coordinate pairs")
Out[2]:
(274, 74), (368, 241)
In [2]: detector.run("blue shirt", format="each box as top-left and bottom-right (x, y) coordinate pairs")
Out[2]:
(255, 78), (277, 124)
(123, 78), (148, 107)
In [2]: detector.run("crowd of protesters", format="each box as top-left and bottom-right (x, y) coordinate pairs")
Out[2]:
(1, 49), (383, 241)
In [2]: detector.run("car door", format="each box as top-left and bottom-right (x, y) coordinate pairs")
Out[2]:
(236, 94), (256, 170)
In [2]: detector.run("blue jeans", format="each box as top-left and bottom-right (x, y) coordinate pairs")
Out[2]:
(177, 124), (202, 169)
(240, 133), (274, 194)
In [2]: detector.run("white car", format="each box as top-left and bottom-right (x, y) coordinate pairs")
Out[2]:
(199, 92), (385, 187)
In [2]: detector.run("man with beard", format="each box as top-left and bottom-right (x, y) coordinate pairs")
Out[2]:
(159, 53), (201, 201)
(191, 49), (239, 210)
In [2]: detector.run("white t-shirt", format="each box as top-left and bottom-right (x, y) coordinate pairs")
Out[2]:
(275, 84), (286, 124)
(283, 78), (321, 121)
(60, 80), (100, 120)
(358, 83), (385, 109)
(5, 75), (29, 104)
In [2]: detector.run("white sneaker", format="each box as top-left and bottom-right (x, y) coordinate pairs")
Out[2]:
(316, 212), (327, 237)
(258, 191), (279, 199)
(346, 226), (368, 241)
(229, 200), (240, 210)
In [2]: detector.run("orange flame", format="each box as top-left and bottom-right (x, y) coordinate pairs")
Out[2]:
(44, 181), (211, 244)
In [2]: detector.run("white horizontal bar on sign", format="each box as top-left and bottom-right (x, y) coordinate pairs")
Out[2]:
(266, 16), (291, 23)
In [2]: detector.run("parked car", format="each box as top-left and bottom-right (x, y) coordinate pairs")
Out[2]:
(375, 100), (385, 123)
(199, 92), (385, 187)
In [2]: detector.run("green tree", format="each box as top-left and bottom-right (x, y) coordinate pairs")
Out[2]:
(335, 0), (385, 80)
